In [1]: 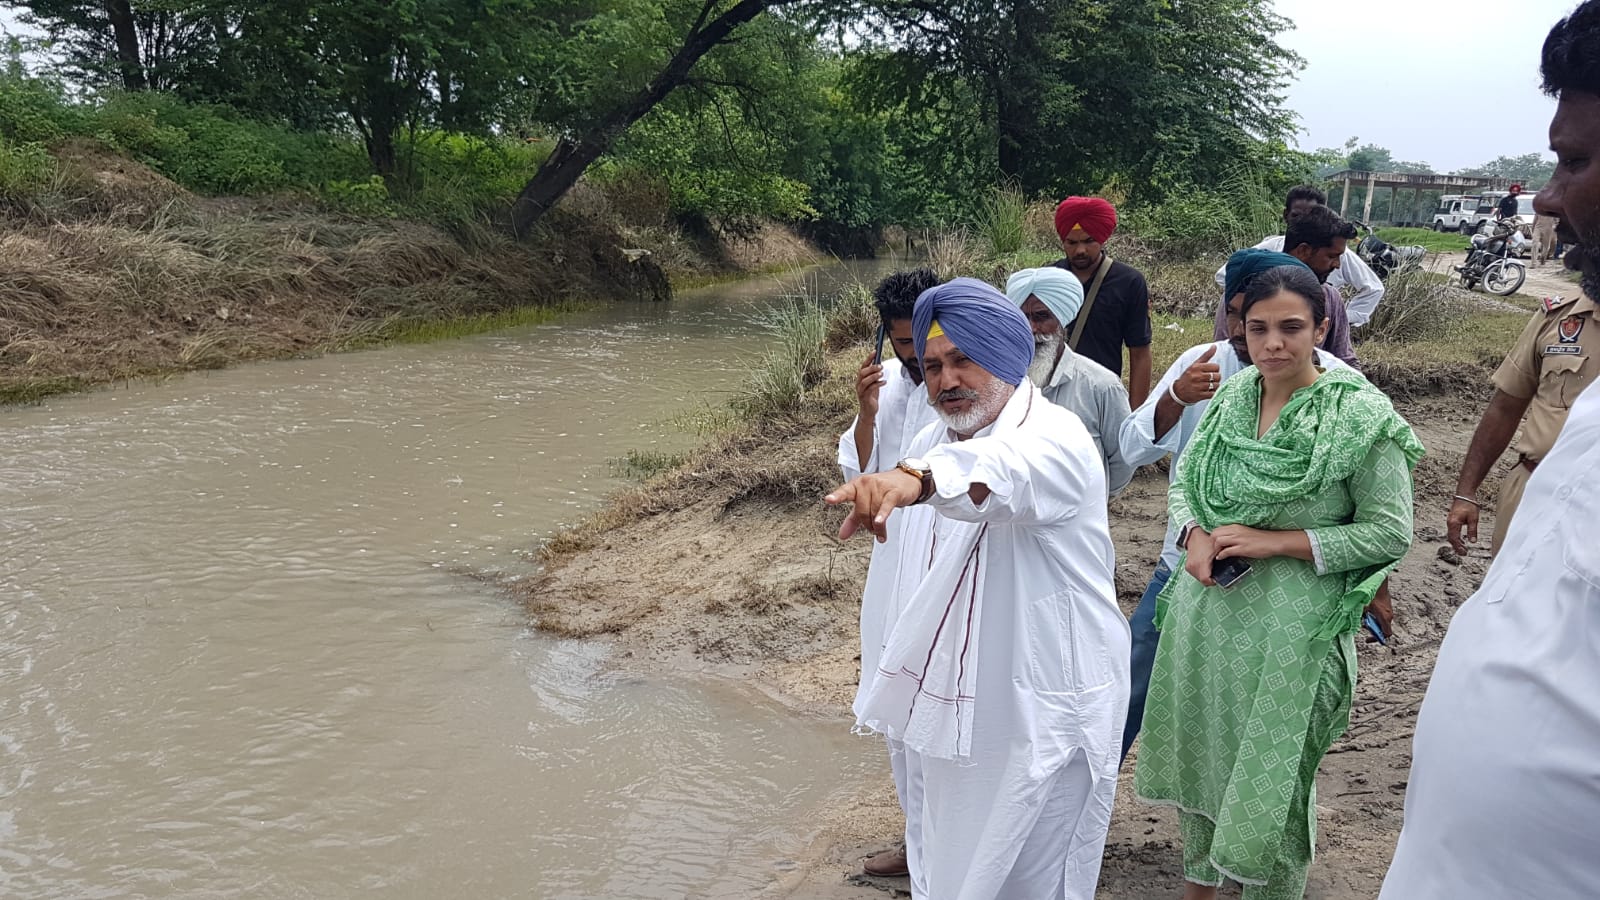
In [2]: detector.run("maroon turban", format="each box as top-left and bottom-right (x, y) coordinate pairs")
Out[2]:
(1054, 196), (1118, 244)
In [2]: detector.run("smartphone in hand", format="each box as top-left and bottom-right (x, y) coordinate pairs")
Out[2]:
(872, 323), (886, 366)
(1363, 611), (1388, 645)
(1211, 557), (1253, 589)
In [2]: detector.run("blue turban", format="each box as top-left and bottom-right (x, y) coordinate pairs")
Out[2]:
(1004, 267), (1084, 328)
(1215, 249), (1315, 340)
(912, 277), (1034, 386)
(1223, 249), (1310, 303)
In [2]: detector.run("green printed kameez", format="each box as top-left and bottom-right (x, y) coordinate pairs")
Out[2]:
(1134, 366), (1422, 897)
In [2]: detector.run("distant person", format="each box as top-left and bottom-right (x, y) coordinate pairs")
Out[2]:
(1005, 266), (1135, 496)
(1050, 196), (1154, 408)
(1381, 11), (1600, 890)
(828, 278), (1129, 899)
(835, 268), (942, 880)
(1117, 249), (1354, 766)
(1213, 185), (1386, 326)
(1214, 205), (1358, 367)
(1136, 262), (1421, 900)
(1534, 211), (1559, 266)
(1497, 183), (1523, 221)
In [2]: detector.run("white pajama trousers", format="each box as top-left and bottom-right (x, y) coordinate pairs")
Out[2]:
(903, 746), (1110, 900)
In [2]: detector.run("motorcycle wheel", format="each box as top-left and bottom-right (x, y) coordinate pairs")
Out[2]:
(1484, 260), (1526, 296)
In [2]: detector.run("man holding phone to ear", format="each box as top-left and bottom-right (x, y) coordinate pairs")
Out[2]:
(835, 267), (942, 880)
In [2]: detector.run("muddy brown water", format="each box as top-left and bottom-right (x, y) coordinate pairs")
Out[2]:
(0, 264), (894, 898)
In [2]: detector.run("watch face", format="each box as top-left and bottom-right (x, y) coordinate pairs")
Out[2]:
(900, 457), (929, 471)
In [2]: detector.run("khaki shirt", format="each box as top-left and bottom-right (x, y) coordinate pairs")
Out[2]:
(1493, 293), (1600, 460)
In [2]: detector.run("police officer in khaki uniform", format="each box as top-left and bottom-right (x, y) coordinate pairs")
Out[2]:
(1448, 292), (1600, 554)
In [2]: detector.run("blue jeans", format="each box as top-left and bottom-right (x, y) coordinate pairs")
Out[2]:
(1122, 562), (1170, 764)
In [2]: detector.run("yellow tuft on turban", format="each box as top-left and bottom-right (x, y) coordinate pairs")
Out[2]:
(926, 320), (945, 340)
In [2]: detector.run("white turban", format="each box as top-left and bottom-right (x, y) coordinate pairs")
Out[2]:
(1004, 267), (1085, 328)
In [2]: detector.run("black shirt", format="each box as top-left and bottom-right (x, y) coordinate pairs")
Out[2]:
(1497, 194), (1519, 220)
(1048, 256), (1153, 376)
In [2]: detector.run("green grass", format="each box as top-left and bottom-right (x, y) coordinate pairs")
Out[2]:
(1364, 311), (1526, 367)
(0, 375), (89, 405)
(1375, 227), (1470, 253)
(610, 449), (691, 480)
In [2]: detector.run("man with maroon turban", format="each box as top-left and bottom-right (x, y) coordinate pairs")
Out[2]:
(1051, 196), (1154, 408)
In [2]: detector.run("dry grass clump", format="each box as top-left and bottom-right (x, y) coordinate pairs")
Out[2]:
(0, 150), (675, 403)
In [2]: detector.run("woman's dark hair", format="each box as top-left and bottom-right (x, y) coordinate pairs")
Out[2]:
(1283, 185), (1327, 216)
(873, 268), (940, 324)
(1542, 0), (1600, 97)
(1241, 265), (1326, 327)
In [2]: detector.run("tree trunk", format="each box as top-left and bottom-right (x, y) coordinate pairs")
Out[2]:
(365, 126), (396, 178)
(105, 0), (147, 91)
(510, 0), (793, 237)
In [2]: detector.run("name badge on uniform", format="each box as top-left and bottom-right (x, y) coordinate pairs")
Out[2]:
(1560, 315), (1586, 343)
(1545, 345), (1583, 355)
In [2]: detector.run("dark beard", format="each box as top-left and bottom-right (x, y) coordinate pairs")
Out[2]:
(1571, 244), (1600, 300)
(1229, 336), (1250, 365)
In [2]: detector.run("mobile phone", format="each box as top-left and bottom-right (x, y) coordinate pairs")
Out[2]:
(1211, 557), (1253, 589)
(1363, 611), (1388, 645)
(872, 323), (886, 366)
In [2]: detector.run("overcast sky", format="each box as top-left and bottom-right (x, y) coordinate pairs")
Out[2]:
(1272, 0), (1572, 172)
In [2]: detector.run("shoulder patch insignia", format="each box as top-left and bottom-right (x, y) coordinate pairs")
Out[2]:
(1560, 314), (1586, 343)
(1544, 295), (1570, 313)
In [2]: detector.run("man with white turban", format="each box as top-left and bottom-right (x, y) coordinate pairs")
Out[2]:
(1006, 267), (1134, 496)
(826, 277), (1130, 900)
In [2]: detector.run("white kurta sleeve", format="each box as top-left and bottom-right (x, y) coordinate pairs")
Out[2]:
(1119, 350), (1194, 468)
(837, 416), (867, 483)
(1339, 248), (1384, 327)
(923, 429), (1099, 526)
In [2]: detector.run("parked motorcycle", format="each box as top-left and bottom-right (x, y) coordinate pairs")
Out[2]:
(1352, 222), (1426, 279)
(1455, 218), (1527, 296)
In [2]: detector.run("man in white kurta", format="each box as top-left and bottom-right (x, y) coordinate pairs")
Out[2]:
(1378, 374), (1600, 899)
(836, 268), (942, 878)
(827, 278), (1130, 900)
(1380, 29), (1600, 892)
(1210, 185), (1385, 326)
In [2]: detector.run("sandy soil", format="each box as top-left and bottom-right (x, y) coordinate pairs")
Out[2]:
(518, 393), (1513, 899)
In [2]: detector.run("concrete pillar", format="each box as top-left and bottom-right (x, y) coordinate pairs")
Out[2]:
(1362, 173), (1376, 224)
(1339, 177), (1350, 216)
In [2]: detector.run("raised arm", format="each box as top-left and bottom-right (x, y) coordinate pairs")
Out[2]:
(923, 424), (1104, 526)
(1340, 249), (1385, 328)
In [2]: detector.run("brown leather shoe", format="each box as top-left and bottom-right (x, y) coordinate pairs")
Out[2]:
(863, 844), (909, 878)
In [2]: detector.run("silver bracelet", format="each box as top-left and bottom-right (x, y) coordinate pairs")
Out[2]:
(1167, 380), (1194, 408)
(1452, 494), (1482, 508)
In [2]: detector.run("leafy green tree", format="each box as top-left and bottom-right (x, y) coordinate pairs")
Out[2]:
(1455, 152), (1556, 189)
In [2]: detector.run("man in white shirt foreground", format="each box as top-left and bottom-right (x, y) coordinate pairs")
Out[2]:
(826, 278), (1129, 899)
(835, 268), (942, 879)
(1117, 250), (1352, 763)
(1005, 265), (1135, 496)
(1379, 5), (1600, 896)
(1212, 184), (1385, 326)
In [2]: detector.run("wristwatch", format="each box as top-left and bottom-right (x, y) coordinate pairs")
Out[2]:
(1177, 520), (1201, 550)
(896, 457), (936, 504)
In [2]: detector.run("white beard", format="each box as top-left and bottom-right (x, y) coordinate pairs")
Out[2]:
(931, 378), (1015, 435)
(1027, 332), (1063, 388)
